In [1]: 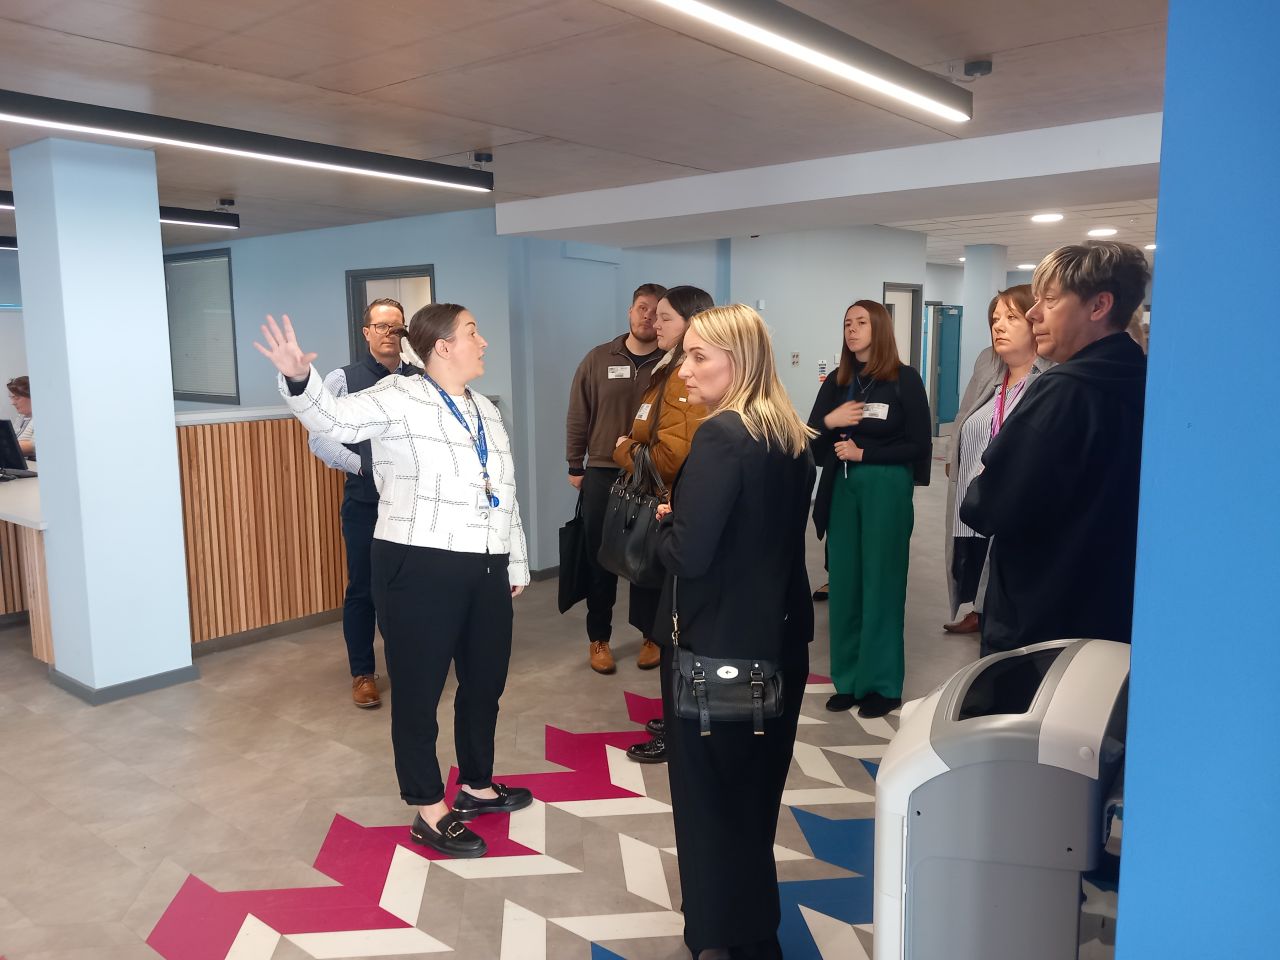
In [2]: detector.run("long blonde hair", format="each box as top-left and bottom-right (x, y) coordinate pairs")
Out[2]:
(687, 304), (815, 457)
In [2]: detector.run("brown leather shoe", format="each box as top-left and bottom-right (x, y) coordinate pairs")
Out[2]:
(352, 674), (381, 708)
(636, 639), (660, 670)
(590, 641), (616, 674)
(943, 611), (981, 635)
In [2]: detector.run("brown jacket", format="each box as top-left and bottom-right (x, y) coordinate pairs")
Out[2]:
(612, 361), (708, 488)
(567, 334), (660, 471)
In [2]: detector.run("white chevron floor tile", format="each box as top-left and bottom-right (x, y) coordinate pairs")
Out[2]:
(379, 845), (430, 924)
(799, 905), (870, 960)
(507, 799), (547, 854)
(550, 911), (685, 940)
(797, 713), (827, 725)
(435, 854), (580, 879)
(792, 742), (844, 786)
(805, 682), (837, 694)
(225, 915), (280, 960)
(550, 797), (672, 817)
(499, 900), (547, 960)
(618, 834), (672, 908)
(605, 744), (648, 796)
(284, 927), (452, 957)
(781, 787), (874, 807)
(824, 743), (887, 760)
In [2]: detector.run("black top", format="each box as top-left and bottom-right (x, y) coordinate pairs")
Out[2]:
(654, 412), (816, 664)
(806, 362), (932, 538)
(960, 333), (1147, 651)
(339, 352), (421, 504)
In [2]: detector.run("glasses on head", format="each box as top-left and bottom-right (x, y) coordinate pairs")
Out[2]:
(366, 323), (406, 337)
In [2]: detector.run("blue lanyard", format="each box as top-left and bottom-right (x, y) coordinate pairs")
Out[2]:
(423, 374), (499, 507)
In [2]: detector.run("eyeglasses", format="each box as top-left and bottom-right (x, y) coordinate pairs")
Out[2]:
(366, 323), (406, 337)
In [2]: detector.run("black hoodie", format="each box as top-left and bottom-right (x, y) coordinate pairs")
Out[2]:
(960, 332), (1147, 652)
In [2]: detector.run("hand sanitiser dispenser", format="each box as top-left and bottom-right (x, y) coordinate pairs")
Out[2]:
(873, 639), (1128, 960)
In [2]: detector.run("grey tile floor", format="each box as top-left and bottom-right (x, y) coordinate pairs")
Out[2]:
(0, 455), (1113, 959)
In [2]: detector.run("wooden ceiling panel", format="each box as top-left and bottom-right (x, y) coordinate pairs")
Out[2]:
(294, 0), (634, 95)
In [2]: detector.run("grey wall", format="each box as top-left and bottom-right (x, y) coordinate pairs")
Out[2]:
(925, 263), (964, 305)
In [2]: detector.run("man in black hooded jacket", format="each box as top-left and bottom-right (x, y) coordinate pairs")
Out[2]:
(960, 241), (1151, 654)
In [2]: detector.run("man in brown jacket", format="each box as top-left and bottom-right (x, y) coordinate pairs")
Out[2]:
(566, 283), (665, 673)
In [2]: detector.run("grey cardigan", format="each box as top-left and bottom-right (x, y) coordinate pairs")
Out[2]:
(943, 348), (1055, 617)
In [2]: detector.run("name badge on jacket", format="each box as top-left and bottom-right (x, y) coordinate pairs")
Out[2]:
(608, 365), (631, 379)
(863, 402), (890, 421)
(635, 402), (652, 421)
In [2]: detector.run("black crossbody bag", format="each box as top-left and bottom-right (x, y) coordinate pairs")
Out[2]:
(669, 577), (784, 736)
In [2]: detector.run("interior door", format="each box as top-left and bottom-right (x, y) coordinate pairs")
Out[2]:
(936, 305), (962, 424)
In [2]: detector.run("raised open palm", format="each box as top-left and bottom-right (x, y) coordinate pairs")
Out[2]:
(253, 314), (317, 380)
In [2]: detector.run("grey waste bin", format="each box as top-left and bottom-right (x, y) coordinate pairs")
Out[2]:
(873, 639), (1129, 960)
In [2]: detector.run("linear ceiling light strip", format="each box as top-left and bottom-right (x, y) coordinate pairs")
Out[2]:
(0, 89), (492, 193)
(1, 192), (240, 230)
(647, 0), (971, 123)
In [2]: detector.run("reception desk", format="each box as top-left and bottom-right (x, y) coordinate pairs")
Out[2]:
(1, 409), (347, 662)
(0, 473), (53, 662)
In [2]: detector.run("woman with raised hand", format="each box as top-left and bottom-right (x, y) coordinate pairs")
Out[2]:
(255, 305), (532, 859)
(613, 284), (712, 765)
(653, 304), (815, 960)
(808, 300), (931, 720)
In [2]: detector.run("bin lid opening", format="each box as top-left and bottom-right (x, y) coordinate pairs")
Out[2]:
(956, 647), (1064, 720)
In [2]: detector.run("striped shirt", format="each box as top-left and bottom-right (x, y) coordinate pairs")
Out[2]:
(952, 376), (1035, 538)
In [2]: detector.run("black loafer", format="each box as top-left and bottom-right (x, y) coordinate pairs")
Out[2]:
(857, 694), (902, 719)
(410, 812), (487, 858)
(626, 736), (667, 764)
(825, 693), (861, 712)
(451, 782), (534, 820)
(645, 717), (665, 736)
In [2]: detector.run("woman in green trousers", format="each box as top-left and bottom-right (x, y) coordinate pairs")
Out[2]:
(807, 300), (932, 718)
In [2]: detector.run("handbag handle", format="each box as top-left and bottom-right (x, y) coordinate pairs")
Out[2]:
(628, 444), (669, 500)
(671, 575), (680, 648)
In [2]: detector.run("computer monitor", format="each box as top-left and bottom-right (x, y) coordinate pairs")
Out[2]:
(0, 419), (30, 471)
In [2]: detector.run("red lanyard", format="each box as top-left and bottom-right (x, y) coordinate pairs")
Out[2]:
(990, 371), (1028, 439)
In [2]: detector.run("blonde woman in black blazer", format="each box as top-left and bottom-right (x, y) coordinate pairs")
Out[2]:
(653, 304), (815, 960)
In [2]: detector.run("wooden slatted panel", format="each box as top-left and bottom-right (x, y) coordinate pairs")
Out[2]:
(0, 520), (27, 615)
(177, 418), (347, 644)
(18, 527), (52, 664)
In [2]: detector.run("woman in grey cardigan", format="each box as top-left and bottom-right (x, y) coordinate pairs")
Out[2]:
(943, 286), (1054, 634)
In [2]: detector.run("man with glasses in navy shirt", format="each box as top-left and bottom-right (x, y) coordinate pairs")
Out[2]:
(309, 298), (421, 707)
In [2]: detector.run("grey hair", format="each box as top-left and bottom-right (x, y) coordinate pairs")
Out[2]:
(1032, 241), (1151, 329)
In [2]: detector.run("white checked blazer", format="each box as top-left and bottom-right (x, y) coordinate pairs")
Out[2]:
(280, 367), (529, 586)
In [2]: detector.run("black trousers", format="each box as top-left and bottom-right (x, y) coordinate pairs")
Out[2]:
(951, 535), (990, 608)
(663, 641), (808, 953)
(340, 498), (379, 676)
(581, 466), (622, 641)
(371, 540), (513, 806)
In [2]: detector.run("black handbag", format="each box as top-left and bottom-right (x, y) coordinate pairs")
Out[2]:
(597, 444), (667, 588)
(557, 492), (591, 614)
(669, 577), (784, 736)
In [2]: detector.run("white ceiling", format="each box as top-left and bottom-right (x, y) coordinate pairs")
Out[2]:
(887, 199), (1159, 267)
(0, 0), (1167, 244)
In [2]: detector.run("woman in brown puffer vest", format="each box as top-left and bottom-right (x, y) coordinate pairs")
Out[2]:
(612, 284), (713, 763)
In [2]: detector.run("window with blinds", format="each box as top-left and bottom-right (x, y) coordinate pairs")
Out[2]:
(164, 249), (240, 404)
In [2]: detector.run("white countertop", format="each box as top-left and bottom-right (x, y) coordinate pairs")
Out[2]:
(0, 470), (43, 529)
(175, 405), (292, 426)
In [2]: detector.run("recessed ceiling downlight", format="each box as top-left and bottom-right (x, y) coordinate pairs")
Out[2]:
(1088, 227), (1118, 237)
(1031, 213), (1064, 223)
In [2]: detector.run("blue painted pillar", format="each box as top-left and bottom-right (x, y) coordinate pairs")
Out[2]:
(11, 138), (194, 700)
(1117, 2), (1280, 956)
(959, 244), (1005, 379)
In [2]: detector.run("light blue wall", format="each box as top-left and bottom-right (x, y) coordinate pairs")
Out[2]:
(728, 225), (927, 421)
(169, 208), (515, 412)
(0, 253), (24, 400)
(924, 263), (963, 306)
(618, 239), (722, 308)
(1117, 2), (1280, 956)
(1005, 269), (1033, 288)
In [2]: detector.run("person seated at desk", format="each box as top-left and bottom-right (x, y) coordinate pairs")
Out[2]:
(7, 376), (34, 459)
